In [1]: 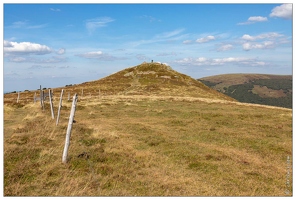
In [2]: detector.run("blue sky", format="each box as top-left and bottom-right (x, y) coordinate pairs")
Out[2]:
(3, 3), (293, 92)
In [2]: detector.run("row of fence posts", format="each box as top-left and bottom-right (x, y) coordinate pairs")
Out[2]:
(15, 88), (101, 104)
(35, 85), (79, 164)
(13, 86), (102, 163)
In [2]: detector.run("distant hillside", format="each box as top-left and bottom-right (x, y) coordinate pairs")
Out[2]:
(198, 74), (292, 108)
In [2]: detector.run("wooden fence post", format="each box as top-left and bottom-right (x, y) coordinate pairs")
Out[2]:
(68, 92), (70, 101)
(49, 89), (54, 119)
(82, 89), (83, 97)
(42, 90), (45, 110)
(62, 94), (78, 164)
(56, 89), (64, 126)
(34, 92), (36, 103)
(17, 92), (20, 103)
(40, 85), (43, 108)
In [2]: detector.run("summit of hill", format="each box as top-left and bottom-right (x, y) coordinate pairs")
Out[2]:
(74, 62), (235, 101)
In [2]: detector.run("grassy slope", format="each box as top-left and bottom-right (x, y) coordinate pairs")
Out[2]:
(4, 95), (292, 196)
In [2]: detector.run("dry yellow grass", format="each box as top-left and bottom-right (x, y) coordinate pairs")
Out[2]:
(3, 63), (292, 196)
(3, 93), (292, 196)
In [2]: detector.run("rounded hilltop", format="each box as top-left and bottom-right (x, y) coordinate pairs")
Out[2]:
(77, 62), (236, 101)
(134, 61), (173, 71)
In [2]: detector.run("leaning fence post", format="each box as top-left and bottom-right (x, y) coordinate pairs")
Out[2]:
(56, 89), (64, 126)
(62, 94), (78, 163)
(49, 89), (55, 119)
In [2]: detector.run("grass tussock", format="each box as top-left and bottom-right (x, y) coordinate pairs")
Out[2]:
(4, 94), (292, 196)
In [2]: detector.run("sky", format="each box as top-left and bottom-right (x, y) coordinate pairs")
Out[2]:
(2, 2), (293, 92)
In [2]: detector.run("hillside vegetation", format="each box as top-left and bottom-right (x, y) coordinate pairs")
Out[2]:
(4, 64), (292, 196)
(199, 74), (292, 108)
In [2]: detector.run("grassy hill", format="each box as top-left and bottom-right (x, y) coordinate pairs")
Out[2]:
(4, 62), (235, 104)
(198, 74), (292, 108)
(3, 64), (292, 196)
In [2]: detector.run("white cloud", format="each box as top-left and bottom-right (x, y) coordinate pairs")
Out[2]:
(136, 54), (150, 61)
(237, 22), (249, 25)
(8, 20), (47, 29)
(183, 40), (194, 44)
(174, 57), (208, 66)
(241, 32), (283, 41)
(237, 16), (268, 25)
(4, 40), (14, 47)
(240, 32), (288, 51)
(29, 65), (56, 69)
(7, 55), (67, 63)
(216, 44), (234, 52)
(155, 29), (185, 39)
(254, 62), (266, 66)
(156, 52), (178, 56)
(248, 16), (268, 22)
(196, 35), (215, 43)
(174, 56), (267, 67)
(270, 4), (292, 19)
(242, 43), (252, 51)
(77, 51), (103, 58)
(40, 56), (67, 63)
(50, 8), (61, 12)
(140, 15), (161, 22)
(4, 40), (52, 55)
(8, 21), (28, 28)
(242, 41), (275, 51)
(59, 66), (70, 69)
(76, 51), (126, 61)
(85, 17), (114, 34)
(241, 34), (255, 41)
(8, 57), (27, 62)
(27, 24), (48, 29)
(57, 48), (66, 55)
(196, 57), (207, 62)
(8, 56), (67, 63)
(212, 57), (253, 65)
(130, 29), (186, 47)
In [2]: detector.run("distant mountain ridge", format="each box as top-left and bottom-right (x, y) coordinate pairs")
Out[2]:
(198, 73), (292, 108)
